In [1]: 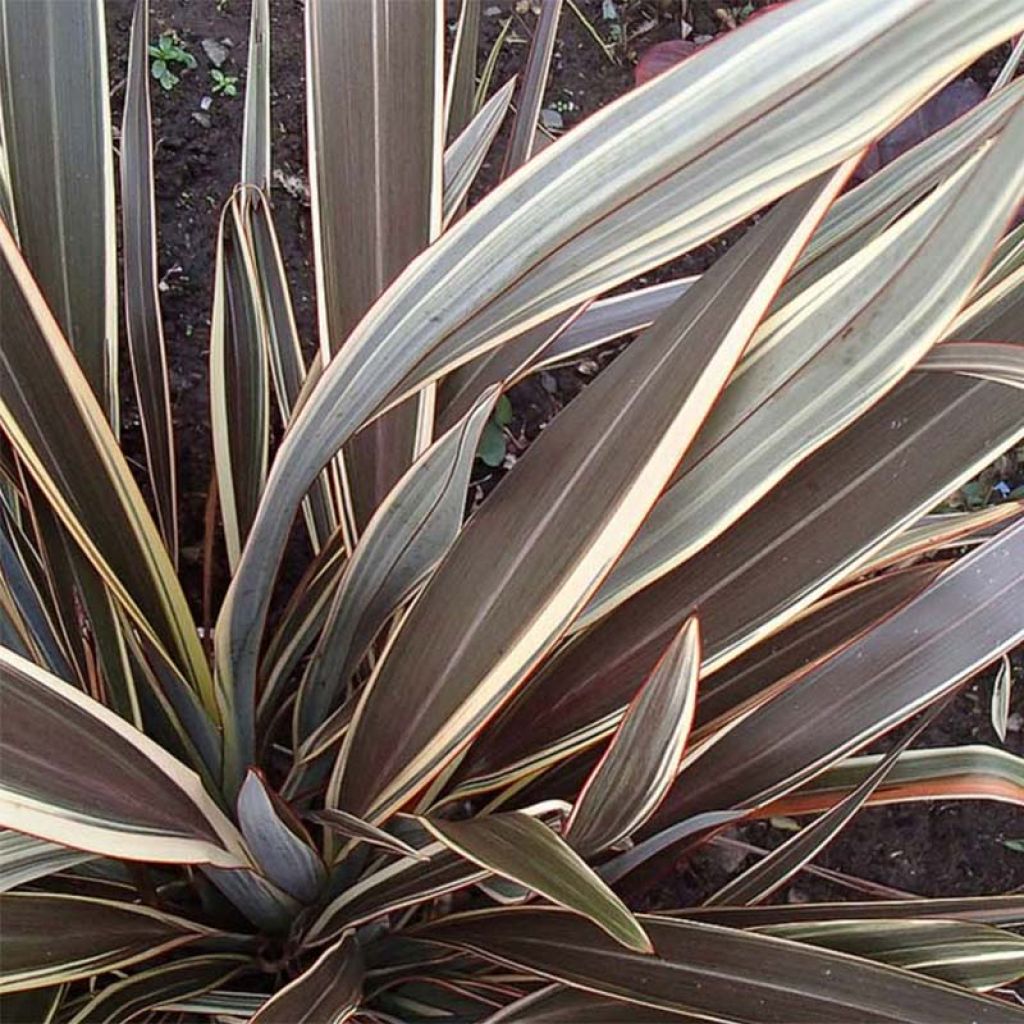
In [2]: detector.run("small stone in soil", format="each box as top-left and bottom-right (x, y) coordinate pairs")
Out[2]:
(202, 38), (229, 67)
(192, 112), (212, 129)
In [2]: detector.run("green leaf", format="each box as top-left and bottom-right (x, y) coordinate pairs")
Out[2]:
(150, 58), (166, 78)
(420, 811), (652, 953)
(1003, 838), (1024, 853)
(0, 893), (213, 993)
(477, 419), (507, 467)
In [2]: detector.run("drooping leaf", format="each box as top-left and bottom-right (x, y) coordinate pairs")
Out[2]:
(332, 172), (845, 823)
(0, 647), (248, 868)
(217, 0), (1024, 759)
(65, 955), (249, 1024)
(765, 743), (1024, 819)
(420, 908), (1024, 1021)
(0, 893), (213, 994)
(421, 811), (652, 953)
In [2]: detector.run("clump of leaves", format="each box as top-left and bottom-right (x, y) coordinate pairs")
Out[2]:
(149, 29), (197, 91)
(210, 68), (239, 97)
(3, 0), (1024, 1021)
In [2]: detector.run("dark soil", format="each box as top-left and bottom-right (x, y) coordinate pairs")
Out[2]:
(104, 0), (1024, 913)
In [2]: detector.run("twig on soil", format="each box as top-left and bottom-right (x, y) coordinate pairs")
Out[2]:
(565, 0), (620, 66)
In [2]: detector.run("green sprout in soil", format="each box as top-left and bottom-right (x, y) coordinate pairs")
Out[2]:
(149, 32), (197, 91)
(478, 393), (514, 468)
(210, 69), (239, 97)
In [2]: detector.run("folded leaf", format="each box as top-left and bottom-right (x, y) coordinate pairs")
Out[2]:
(421, 811), (652, 953)
(565, 617), (700, 856)
(236, 770), (324, 903)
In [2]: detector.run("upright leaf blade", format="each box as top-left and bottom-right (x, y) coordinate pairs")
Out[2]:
(0, 222), (211, 705)
(241, 0), (271, 191)
(295, 387), (498, 748)
(0, 0), (117, 421)
(121, 0), (177, 564)
(502, 0), (562, 175)
(210, 196), (270, 570)
(306, 0), (443, 528)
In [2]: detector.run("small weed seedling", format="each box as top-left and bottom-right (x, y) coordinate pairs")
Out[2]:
(478, 393), (514, 468)
(210, 69), (239, 97)
(149, 32), (197, 91)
